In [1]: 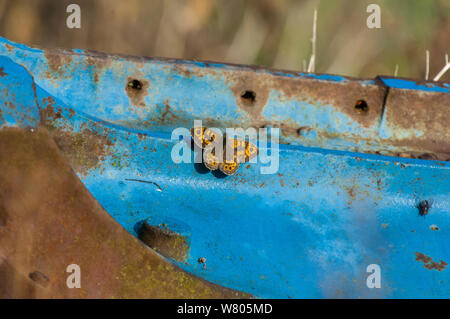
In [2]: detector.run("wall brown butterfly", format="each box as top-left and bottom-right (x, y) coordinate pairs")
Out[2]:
(190, 127), (258, 176)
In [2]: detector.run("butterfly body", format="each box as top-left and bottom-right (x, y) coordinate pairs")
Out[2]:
(417, 199), (432, 216)
(190, 127), (258, 176)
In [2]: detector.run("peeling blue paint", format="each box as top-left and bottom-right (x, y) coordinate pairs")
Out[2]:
(0, 56), (40, 129)
(379, 77), (450, 93)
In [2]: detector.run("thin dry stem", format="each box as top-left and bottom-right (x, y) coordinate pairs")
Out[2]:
(307, 9), (317, 73)
(433, 62), (450, 81)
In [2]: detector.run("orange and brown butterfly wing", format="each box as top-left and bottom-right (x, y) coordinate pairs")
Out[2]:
(217, 138), (258, 175)
(218, 138), (240, 176)
(191, 127), (206, 148)
(203, 147), (220, 171)
(190, 127), (221, 149)
(244, 140), (258, 163)
(218, 160), (240, 176)
(224, 138), (258, 163)
(231, 138), (246, 163)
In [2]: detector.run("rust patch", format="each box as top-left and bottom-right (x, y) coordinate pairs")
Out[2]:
(0, 67), (7, 77)
(346, 186), (356, 204)
(383, 88), (450, 158)
(68, 108), (76, 118)
(86, 55), (110, 71)
(40, 48), (112, 84)
(271, 75), (386, 129)
(39, 103), (114, 176)
(125, 77), (149, 107)
(227, 72), (271, 120)
(49, 128), (113, 176)
(84, 55), (113, 83)
(414, 252), (447, 271)
(44, 52), (73, 78)
(174, 64), (193, 78)
(159, 99), (179, 123)
(138, 221), (189, 262)
(4, 43), (14, 52)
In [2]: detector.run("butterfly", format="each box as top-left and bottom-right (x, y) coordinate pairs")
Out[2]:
(190, 126), (258, 175)
(416, 199), (433, 216)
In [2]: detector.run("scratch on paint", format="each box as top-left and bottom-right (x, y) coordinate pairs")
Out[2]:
(125, 178), (163, 192)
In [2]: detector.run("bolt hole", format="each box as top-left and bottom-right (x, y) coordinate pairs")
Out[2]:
(127, 79), (143, 91)
(418, 153), (437, 160)
(240, 90), (256, 106)
(354, 99), (368, 112)
(297, 126), (311, 136)
(29, 271), (50, 287)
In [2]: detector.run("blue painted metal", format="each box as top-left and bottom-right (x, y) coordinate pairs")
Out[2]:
(0, 56), (40, 129)
(0, 37), (449, 298)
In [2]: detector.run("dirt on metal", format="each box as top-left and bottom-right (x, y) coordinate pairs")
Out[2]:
(138, 221), (189, 263)
(383, 87), (450, 161)
(414, 252), (448, 271)
(39, 101), (115, 177)
(43, 51), (73, 79)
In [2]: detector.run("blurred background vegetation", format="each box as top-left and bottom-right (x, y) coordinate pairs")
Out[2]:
(0, 0), (448, 81)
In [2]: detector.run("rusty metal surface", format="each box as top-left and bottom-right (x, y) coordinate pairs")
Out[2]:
(0, 127), (249, 298)
(137, 219), (190, 263)
(378, 77), (450, 160)
(0, 38), (449, 298)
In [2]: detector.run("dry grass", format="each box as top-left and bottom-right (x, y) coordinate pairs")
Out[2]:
(433, 53), (450, 81)
(0, 0), (448, 81)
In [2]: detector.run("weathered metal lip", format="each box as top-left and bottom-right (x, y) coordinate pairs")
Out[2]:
(21, 40), (374, 82)
(1, 36), (448, 162)
(23, 41), (450, 88)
